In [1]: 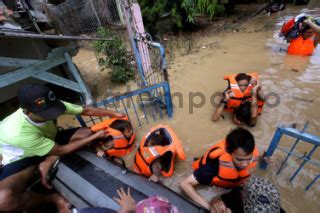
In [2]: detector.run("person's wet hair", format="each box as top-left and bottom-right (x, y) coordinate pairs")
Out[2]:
(110, 120), (132, 138)
(226, 127), (255, 155)
(147, 133), (169, 146)
(235, 73), (251, 83)
(301, 24), (311, 34)
(234, 101), (252, 126)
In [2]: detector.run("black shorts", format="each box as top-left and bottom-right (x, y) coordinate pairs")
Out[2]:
(0, 156), (44, 180)
(55, 127), (80, 145)
(0, 128), (80, 181)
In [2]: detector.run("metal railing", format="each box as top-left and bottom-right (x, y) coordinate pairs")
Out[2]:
(260, 122), (320, 191)
(76, 81), (173, 128)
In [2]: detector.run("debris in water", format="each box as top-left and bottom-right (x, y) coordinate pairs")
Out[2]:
(290, 68), (299, 73)
(271, 62), (283, 66)
(293, 96), (313, 103)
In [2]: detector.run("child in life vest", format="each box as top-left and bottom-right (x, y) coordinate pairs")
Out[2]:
(92, 119), (134, 158)
(212, 73), (265, 127)
(146, 131), (169, 182)
(133, 125), (186, 183)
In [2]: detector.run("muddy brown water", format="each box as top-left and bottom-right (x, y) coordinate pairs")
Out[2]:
(63, 2), (320, 212)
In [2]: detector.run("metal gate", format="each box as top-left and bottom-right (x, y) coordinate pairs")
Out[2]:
(260, 122), (320, 191)
(76, 81), (173, 129)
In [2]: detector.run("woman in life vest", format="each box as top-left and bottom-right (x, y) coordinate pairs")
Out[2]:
(287, 24), (319, 56)
(179, 128), (262, 211)
(212, 73), (264, 127)
(133, 125), (186, 183)
(91, 117), (135, 158)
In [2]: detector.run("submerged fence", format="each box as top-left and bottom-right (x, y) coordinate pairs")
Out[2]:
(49, 1), (174, 126)
(76, 82), (173, 128)
(49, 0), (125, 35)
(260, 122), (320, 191)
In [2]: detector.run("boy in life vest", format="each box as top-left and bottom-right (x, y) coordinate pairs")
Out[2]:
(134, 125), (186, 183)
(180, 127), (262, 211)
(91, 118), (135, 158)
(212, 73), (264, 127)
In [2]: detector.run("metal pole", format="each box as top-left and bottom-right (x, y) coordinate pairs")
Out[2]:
(121, 0), (147, 86)
(260, 127), (283, 169)
(277, 122), (309, 175)
(289, 145), (318, 182)
(305, 175), (320, 191)
(0, 31), (113, 41)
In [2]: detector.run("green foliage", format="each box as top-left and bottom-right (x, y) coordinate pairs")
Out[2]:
(93, 28), (134, 84)
(196, 0), (225, 20)
(138, 0), (225, 33)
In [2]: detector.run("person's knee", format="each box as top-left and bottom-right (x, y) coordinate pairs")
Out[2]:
(0, 188), (19, 210)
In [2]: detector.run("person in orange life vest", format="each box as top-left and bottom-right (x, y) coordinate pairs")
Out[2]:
(133, 125), (186, 183)
(180, 128), (263, 211)
(91, 118), (134, 158)
(287, 24), (320, 56)
(212, 73), (264, 127)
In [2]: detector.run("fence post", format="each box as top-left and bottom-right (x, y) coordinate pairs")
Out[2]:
(277, 122), (309, 175)
(289, 145), (318, 182)
(305, 175), (320, 191)
(122, 0), (147, 86)
(163, 82), (173, 118)
(260, 127), (283, 169)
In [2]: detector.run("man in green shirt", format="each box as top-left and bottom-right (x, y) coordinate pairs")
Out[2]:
(0, 84), (124, 212)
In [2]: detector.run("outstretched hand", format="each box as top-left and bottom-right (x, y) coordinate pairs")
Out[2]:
(223, 90), (234, 101)
(113, 188), (136, 213)
(210, 199), (231, 213)
(263, 156), (274, 164)
(112, 112), (127, 118)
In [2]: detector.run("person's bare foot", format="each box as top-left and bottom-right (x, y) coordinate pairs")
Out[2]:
(51, 193), (71, 213)
(38, 161), (54, 189)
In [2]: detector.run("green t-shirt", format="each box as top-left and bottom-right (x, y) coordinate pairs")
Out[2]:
(0, 101), (83, 165)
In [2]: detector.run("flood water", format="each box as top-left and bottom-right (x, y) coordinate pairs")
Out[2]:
(69, 1), (320, 212)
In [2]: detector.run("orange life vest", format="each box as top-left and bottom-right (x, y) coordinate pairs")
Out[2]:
(223, 72), (264, 115)
(133, 124), (186, 177)
(193, 140), (259, 188)
(91, 117), (135, 157)
(287, 34), (315, 56)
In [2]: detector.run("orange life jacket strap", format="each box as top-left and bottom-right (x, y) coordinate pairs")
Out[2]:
(134, 147), (153, 176)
